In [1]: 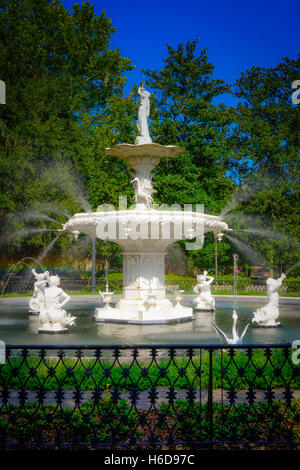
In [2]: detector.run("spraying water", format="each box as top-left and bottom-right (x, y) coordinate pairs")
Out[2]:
(220, 171), (279, 219)
(233, 253), (239, 311)
(229, 227), (296, 245)
(37, 232), (64, 264)
(21, 211), (62, 226)
(223, 211), (299, 245)
(0, 228), (59, 248)
(0, 257), (45, 295)
(42, 161), (92, 213)
(225, 233), (266, 265)
(286, 261), (300, 276)
(32, 202), (71, 219)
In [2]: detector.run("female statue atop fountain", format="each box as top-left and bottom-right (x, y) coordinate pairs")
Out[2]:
(135, 82), (152, 145)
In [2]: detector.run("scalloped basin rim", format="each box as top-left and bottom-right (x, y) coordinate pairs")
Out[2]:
(104, 142), (184, 158)
(68, 210), (227, 225)
(64, 211), (229, 237)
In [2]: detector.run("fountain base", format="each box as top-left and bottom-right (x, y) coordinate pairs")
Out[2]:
(38, 328), (68, 334)
(252, 323), (282, 328)
(193, 307), (215, 312)
(93, 301), (194, 325)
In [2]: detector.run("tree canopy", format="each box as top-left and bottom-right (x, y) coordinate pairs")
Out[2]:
(0, 0), (133, 264)
(0, 2), (299, 277)
(142, 39), (234, 213)
(225, 56), (300, 273)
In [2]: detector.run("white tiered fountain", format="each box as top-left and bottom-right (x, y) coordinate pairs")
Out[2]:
(64, 84), (228, 324)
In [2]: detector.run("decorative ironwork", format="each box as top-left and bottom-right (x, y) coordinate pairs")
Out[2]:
(0, 344), (299, 447)
(2, 277), (299, 294)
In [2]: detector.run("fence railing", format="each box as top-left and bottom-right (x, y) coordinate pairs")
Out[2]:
(0, 344), (299, 448)
(1, 278), (300, 294)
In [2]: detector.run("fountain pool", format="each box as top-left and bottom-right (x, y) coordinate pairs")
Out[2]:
(0, 296), (299, 346)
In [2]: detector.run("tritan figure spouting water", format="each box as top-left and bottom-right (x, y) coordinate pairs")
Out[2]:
(29, 268), (50, 315)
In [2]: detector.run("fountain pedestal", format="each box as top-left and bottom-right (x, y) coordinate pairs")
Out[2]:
(94, 245), (193, 324)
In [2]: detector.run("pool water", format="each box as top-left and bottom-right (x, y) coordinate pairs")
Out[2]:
(0, 296), (299, 345)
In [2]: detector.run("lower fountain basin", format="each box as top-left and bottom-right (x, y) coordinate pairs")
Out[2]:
(0, 296), (299, 345)
(62, 210), (228, 326)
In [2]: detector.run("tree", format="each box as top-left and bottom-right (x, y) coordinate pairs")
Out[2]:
(77, 91), (138, 210)
(227, 56), (300, 274)
(142, 39), (235, 272)
(0, 0), (133, 264)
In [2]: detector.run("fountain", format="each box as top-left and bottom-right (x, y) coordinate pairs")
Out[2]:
(62, 84), (228, 324)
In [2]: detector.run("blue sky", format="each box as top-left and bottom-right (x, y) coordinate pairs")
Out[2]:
(63, 0), (299, 104)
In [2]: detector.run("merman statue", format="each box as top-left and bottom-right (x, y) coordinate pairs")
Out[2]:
(29, 268), (50, 314)
(192, 271), (216, 311)
(252, 273), (286, 327)
(35, 272), (76, 333)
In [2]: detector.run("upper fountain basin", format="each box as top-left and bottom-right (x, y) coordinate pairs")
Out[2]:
(104, 143), (184, 177)
(63, 209), (228, 251)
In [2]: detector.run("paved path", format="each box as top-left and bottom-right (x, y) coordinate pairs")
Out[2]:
(1, 388), (299, 410)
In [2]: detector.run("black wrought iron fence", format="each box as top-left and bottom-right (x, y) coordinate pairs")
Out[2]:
(0, 278), (124, 294)
(2, 278), (300, 294)
(0, 344), (299, 448)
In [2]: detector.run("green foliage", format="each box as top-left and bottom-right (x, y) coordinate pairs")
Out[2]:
(0, 0), (133, 262)
(227, 56), (300, 273)
(0, 398), (138, 443)
(0, 11), (299, 279)
(142, 39), (234, 211)
(159, 399), (300, 441)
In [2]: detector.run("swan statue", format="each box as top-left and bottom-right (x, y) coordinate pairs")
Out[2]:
(131, 176), (156, 208)
(213, 309), (249, 345)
